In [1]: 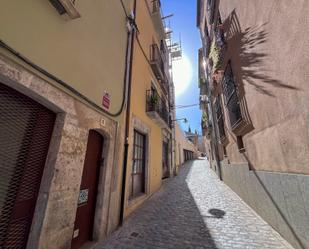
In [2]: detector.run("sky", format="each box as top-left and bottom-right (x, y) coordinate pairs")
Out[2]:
(161, 0), (202, 134)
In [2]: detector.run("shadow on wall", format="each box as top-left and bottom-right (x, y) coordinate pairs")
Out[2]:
(244, 154), (306, 249)
(223, 9), (300, 98)
(224, 132), (307, 249)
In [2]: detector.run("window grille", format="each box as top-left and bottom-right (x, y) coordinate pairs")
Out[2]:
(221, 62), (242, 128)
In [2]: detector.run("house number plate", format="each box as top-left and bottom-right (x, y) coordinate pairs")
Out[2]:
(78, 189), (89, 205)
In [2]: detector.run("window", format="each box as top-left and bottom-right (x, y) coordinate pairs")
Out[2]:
(215, 11), (225, 45)
(207, 0), (213, 10)
(48, 0), (80, 19)
(221, 62), (242, 128)
(215, 96), (226, 140)
(130, 130), (146, 199)
(204, 21), (209, 38)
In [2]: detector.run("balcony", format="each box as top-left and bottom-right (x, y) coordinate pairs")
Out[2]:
(160, 80), (169, 96)
(146, 90), (170, 129)
(207, 0), (215, 24)
(150, 43), (166, 81)
(209, 41), (224, 73)
(201, 112), (212, 139)
(199, 94), (208, 111)
(150, 0), (165, 39)
(215, 25), (225, 47)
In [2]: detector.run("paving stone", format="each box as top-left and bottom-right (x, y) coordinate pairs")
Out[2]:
(94, 160), (294, 249)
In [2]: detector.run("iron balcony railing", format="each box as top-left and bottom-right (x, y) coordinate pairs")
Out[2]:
(150, 43), (166, 81)
(146, 90), (169, 126)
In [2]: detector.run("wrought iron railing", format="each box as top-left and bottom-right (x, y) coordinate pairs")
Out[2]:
(146, 90), (169, 125)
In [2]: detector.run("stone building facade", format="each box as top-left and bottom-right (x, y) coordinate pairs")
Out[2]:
(0, 1), (134, 248)
(197, 0), (309, 248)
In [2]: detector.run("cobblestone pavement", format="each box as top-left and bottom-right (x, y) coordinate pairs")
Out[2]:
(95, 159), (293, 249)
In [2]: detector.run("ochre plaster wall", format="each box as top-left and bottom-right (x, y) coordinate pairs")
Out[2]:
(123, 0), (168, 217)
(0, 0), (133, 113)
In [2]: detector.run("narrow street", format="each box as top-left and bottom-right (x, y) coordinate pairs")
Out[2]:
(95, 160), (293, 249)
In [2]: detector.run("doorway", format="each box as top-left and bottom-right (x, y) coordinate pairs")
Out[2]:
(71, 130), (104, 249)
(162, 141), (169, 179)
(0, 83), (55, 249)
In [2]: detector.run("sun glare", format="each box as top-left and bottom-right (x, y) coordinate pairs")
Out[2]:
(172, 54), (193, 97)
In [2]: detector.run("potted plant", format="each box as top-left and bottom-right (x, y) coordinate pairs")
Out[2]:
(149, 93), (158, 108)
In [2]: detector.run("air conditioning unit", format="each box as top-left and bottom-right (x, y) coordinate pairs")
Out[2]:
(49, 0), (81, 19)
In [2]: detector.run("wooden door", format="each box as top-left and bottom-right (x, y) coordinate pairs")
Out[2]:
(0, 83), (55, 249)
(162, 141), (169, 179)
(71, 130), (103, 249)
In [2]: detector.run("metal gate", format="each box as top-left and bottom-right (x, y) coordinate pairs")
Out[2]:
(0, 83), (55, 248)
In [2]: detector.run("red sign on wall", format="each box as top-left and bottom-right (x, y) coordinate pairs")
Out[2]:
(102, 92), (110, 109)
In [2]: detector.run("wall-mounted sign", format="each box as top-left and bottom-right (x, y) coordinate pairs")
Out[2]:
(102, 92), (110, 109)
(78, 189), (89, 205)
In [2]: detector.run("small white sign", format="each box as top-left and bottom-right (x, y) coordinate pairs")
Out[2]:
(78, 189), (89, 205)
(73, 229), (79, 238)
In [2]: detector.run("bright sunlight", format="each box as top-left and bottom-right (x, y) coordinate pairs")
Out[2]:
(172, 54), (193, 97)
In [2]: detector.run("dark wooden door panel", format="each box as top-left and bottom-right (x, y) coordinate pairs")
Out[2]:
(162, 141), (169, 178)
(71, 130), (103, 249)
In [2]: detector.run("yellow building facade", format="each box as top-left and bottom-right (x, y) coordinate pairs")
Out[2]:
(122, 0), (175, 217)
(175, 123), (199, 172)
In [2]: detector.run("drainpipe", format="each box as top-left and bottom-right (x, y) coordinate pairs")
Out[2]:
(119, 0), (137, 226)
